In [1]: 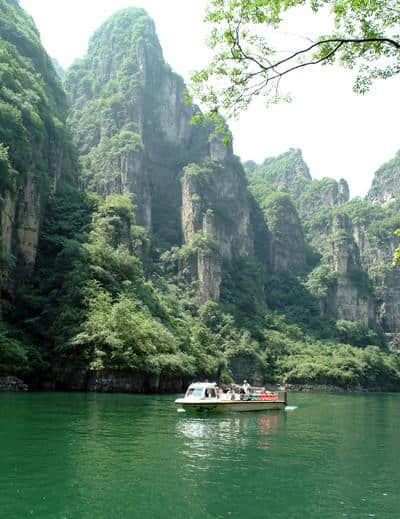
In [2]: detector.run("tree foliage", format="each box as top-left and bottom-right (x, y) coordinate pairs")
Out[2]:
(191, 0), (400, 117)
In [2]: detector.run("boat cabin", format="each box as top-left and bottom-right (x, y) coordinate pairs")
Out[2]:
(184, 382), (218, 400)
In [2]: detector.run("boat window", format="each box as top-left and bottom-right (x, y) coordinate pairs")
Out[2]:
(204, 388), (216, 398)
(187, 388), (203, 398)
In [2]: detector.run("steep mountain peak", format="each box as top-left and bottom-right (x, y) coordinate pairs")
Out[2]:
(367, 149), (400, 205)
(262, 148), (311, 177)
(88, 7), (161, 57)
(251, 147), (312, 201)
(64, 7), (219, 242)
(338, 178), (350, 204)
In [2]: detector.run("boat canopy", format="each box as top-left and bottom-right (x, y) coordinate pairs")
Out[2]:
(187, 382), (217, 389)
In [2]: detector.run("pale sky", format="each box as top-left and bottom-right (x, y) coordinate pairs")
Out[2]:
(20, 0), (400, 197)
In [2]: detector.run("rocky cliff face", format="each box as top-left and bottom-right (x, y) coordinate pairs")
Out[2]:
(298, 177), (350, 220)
(180, 156), (254, 301)
(329, 214), (376, 326)
(351, 151), (400, 334)
(249, 151), (354, 278)
(252, 148), (312, 200)
(353, 221), (400, 333)
(65, 8), (256, 302)
(302, 208), (377, 326)
(258, 193), (307, 275)
(181, 158), (253, 260)
(248, 148), (400, 331)
(65, 8), (209, 241)
(248, 156), (311, 276)
(367, 150), (400, 205)
(0, 0), (75, 296)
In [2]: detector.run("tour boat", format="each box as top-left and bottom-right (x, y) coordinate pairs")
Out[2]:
(175, 382), (287, 413)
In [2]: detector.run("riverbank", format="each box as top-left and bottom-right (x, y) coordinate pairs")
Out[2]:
(284, 383), (400, 393)
(0, 376), (28, 392)
(3, 372), (400, 394)
(22, 370), (189, 394)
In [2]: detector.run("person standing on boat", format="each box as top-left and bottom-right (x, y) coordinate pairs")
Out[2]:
(242, 380), (250, 394)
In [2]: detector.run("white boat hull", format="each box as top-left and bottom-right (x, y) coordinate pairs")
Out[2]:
(175, 398), (286, 413)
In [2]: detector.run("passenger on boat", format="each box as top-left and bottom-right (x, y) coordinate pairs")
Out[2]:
(220, 388), (230, 400)
(242, 380), (250, 394)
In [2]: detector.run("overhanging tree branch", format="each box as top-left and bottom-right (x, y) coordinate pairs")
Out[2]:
(191, 0), (400, 118)
(234, 36), (400, 76)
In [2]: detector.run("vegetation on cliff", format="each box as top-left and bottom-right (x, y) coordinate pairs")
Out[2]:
(1, 2), (400, 391)
(368, 150), (400, 204)
(63, 8), (151, 193)
(250, 149), (311, 201)
(0, 0), (77, 376)
(0, 0), (74, 192)
(241, 150), (400, 388)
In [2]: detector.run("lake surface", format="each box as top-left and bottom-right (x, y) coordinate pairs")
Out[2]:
(0, 392), (399, 519)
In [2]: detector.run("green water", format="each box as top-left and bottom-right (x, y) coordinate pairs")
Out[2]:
(1, 392), (399, 519)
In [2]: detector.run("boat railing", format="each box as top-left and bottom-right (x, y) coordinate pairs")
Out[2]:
(225, 384), (287, 403)
(229, 384), (283, 393)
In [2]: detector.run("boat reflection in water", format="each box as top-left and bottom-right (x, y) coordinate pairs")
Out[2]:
(178, 413), (280, 440)
(258, 412), (278, 435)
(177, 410), (284, 458)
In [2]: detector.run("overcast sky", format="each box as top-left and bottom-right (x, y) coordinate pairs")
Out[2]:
(20, 0), (400, 197)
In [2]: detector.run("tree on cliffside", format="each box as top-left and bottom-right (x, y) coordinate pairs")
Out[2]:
(394, 230), (400, 266)
(191, 0), (400, 118)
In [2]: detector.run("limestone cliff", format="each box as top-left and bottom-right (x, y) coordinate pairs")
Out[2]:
(361, 150), (400, 333)
(329, 214), (375, 325)
(252, 148), (312, 201)
(298, 177), (350, 219)
(180, 155), (254, 301)
(65, 8), (209, 243)
(250, 189), (308, 275)
(250, 150), (351, 279)
(65, 8), (255, 302)
(249, 149), (386, 329)
(352, 219), (400, 334)
(0, 0), (75, 296)
(250, 148), (350, 219)
(308, 195), (400, 335)
(367, 150), (400, 205)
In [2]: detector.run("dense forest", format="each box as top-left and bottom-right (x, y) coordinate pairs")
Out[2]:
(1, 1), (400, 392)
